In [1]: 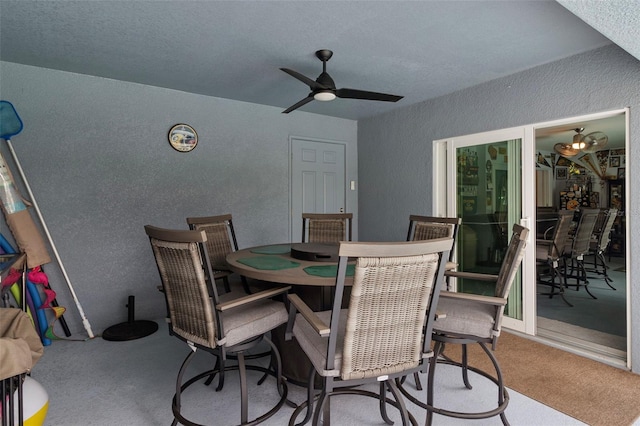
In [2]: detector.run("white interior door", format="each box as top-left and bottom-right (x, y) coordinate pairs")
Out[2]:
(290, 137), (346, 242)
(434, 126), (536, 334)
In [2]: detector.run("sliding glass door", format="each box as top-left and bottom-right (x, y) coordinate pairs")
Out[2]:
(434, 127), (536, 333)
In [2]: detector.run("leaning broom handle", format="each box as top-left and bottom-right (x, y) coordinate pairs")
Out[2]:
(6, 139), (95, 338)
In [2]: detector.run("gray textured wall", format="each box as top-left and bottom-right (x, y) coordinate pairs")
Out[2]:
(0, 62), (357, 335)
(358, 44), (640, 371)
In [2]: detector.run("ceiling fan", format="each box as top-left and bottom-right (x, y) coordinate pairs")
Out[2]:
(280, 49), (403, 114)
(553, 127), (608, 157)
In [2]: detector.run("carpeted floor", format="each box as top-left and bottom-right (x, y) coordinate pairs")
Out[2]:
(450, 331), (640, 426)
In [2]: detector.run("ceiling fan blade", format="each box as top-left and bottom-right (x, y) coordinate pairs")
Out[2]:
(336, 88), (403, 102)
(581, 131), (609, 153)
(282, 95), (314, 114)
(280, 68), (325, 91)
(554, 143), (579, 157)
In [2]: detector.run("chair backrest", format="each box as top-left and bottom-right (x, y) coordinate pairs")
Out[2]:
(145, 225), (218, 349)
(593, 208), (608, 237)
(406, 215), (461, 261)
(596, 208), (618, 251)
(302, 213), (352, 243)
(545, 210), (575, 259)
(186, 214), (238, 270)
(329, 238), (453, 380)
(494, 224), (529, 300)
(570, 208), (599, 257)
(491, 224), (529, 335)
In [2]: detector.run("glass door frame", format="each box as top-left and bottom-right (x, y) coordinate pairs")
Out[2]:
(433, 126), (536, 335)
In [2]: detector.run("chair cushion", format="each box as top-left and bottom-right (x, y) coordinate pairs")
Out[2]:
(293, 310), (347, 377)
(222, 298), (288, 347)
(433, 297), (497, 339)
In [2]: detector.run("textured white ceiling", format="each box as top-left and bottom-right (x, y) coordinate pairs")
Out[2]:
(0, 1), (636, 120)
(558, 0), (640, 60)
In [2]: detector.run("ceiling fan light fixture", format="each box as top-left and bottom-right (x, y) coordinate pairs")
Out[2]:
(314, 91), (336, 101)
(572, 130), (586, 149)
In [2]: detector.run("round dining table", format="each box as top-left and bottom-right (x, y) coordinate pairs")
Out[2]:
(226, 242), (353, 288)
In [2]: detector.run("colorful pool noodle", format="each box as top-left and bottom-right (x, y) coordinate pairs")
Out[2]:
(26, 279), (49, 345)
(0, 232), (50, 345)
(9, 283), (33, 322)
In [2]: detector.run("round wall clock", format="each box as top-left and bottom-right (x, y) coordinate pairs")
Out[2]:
(168, 124), (198, 152)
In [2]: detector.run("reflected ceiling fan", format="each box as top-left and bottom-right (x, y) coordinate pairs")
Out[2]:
(553, 127), (608, 157)
(280, 49), (403, 113)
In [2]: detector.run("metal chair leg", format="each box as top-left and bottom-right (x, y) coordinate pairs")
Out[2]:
(172, 349), (197, 426)
(378, 382), (394, 425)
(461, 344), (473, 389)
(424, 339), (510, 425)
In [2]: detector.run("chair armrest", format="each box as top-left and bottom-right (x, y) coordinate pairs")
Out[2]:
(287, 294), (330, 337)
(445, 261), (458, 271)
(439, 291), (507, 306)
(444, 271), (499, 282)
(216, 285), (291, 312)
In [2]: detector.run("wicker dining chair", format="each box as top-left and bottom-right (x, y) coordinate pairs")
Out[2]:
(536, 210), (575, 306)
(144, 225), (290, 426)
(301, 213), (352, 243)
(285, 238), (453, 426)
(186, 214), (251, 294)
(419, 224), (529, 426)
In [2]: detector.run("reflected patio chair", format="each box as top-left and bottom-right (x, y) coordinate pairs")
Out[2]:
(187, 214), (251, 294)
(536, 210), (575, 306)
(144, 225), (291, 426)
(302, 213), (352, 243)
(420, 224), (529, 425)
(586, 208), (617, 290)
(563, 208), (599, 299)
(286, 238), (453, 425)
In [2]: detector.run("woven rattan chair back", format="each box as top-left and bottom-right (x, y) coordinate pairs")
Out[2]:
(334, 239), (452, 381)
(145, 226), (218, 349)
(186, 214), (237, 270)
(407, 215), (461, 266)
(302, 213), (353, 243)
(407, 215), (460, 241)
(186, 214), (252, 293)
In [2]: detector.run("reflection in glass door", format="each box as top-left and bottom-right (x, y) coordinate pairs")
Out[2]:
(455, 140), (523, 319)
